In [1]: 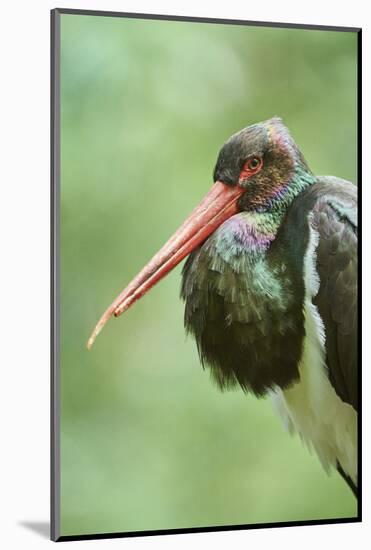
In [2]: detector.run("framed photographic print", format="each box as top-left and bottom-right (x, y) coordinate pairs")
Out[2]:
(51, 8), (361, 542)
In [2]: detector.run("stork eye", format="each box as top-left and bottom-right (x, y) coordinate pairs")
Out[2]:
(239, 156), (263, 181)
(246, 157), (262, 170)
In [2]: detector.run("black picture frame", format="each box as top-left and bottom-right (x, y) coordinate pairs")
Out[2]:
(51, 8), (362, 542)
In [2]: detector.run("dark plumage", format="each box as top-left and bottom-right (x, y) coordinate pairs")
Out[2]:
(181, 177), (357, 400)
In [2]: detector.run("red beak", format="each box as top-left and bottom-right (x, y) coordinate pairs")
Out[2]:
(87, 180), (244, 349)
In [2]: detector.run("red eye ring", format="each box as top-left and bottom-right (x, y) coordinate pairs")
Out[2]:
(239, 156), (263, 181)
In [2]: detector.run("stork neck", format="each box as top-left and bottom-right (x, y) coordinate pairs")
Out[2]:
(257, 165), (316, 216)
(211, 211), (282, 265)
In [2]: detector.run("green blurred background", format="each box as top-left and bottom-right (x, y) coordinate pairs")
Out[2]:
(60, 13), (357, 537)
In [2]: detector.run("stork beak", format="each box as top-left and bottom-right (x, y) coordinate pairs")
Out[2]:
(87, 180), (244, 349)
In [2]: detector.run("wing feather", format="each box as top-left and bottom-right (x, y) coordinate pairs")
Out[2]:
(310, 178), (358, 411)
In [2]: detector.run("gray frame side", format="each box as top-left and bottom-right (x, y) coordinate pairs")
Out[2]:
(51, 8), (61, 543)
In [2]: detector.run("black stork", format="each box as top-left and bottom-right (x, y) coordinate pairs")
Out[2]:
(87, 117), (358, 497)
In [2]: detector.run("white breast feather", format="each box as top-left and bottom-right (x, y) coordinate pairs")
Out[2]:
(270, 219), (357, 484)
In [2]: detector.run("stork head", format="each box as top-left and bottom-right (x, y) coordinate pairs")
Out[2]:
(214, 117), (313, 213)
